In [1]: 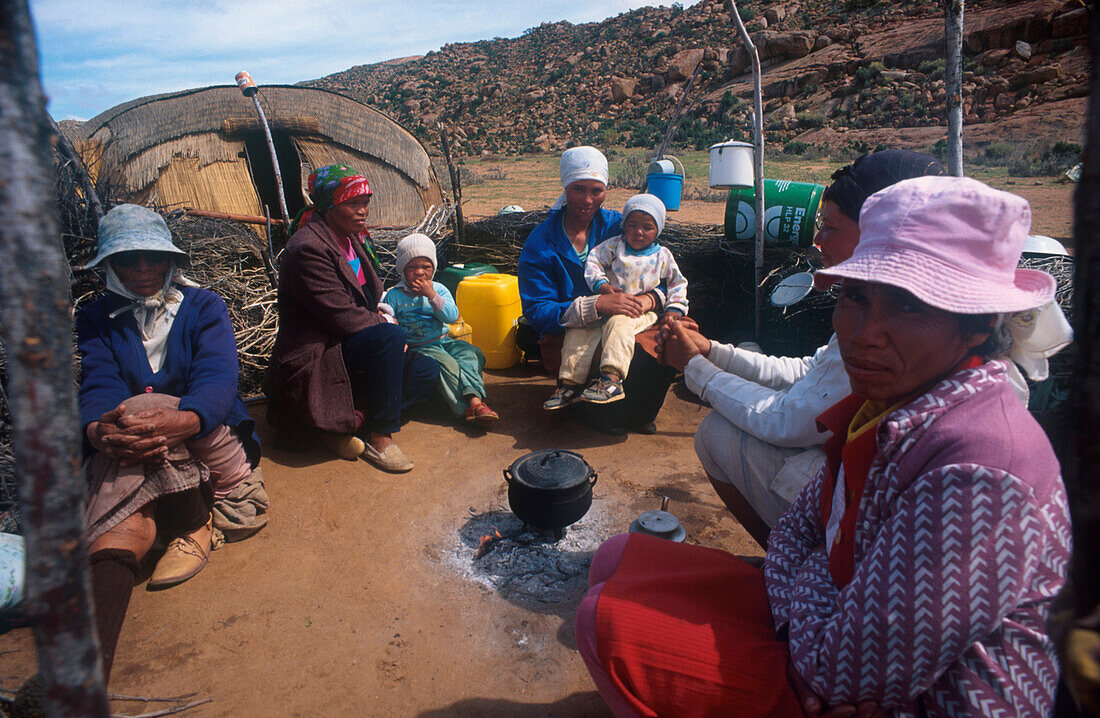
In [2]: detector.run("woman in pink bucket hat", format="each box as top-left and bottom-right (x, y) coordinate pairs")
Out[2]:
(575, 176), (1071, 718)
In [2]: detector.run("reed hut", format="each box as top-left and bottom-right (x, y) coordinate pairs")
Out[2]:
(76, 85), (444, 227)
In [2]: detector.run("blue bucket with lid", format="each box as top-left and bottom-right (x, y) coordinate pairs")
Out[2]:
(644, 155), (684, 211)
(646, 173), (683, 211)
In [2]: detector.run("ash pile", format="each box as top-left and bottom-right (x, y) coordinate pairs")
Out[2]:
(448, 509), (611, 606)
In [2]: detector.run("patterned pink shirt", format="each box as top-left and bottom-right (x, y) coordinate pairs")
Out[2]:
(766, 360), (1070, 717)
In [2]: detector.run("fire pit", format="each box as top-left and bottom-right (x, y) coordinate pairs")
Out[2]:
(445, 509), (610, 606)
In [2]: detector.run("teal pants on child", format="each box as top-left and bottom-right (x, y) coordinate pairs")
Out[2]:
(412, 337), (487, 417)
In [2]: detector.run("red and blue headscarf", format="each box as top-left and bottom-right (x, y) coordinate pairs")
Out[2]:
(290, 164), (374, 234)
(290, 164), (380, 269)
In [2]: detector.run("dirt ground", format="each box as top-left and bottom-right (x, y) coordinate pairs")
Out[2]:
(457, 151), (1077, 242)
(0, 371), (758, 717)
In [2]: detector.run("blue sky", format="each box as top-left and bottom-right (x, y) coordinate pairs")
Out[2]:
(29, 0), (700, 121)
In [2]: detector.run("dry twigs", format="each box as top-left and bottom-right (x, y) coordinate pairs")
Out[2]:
(114, 697), (212, 718)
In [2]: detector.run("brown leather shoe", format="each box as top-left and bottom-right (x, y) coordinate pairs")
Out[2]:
(148, 515), (212, 590)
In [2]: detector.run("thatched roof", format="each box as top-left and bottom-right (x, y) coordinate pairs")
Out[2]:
(77, 85), (444, 227)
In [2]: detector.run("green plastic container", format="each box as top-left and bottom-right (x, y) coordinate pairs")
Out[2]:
(438, 262), (497, 297)
(724, 179), (824, 247)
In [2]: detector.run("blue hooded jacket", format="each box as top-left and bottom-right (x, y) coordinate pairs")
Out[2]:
(517, 207), (622, 336)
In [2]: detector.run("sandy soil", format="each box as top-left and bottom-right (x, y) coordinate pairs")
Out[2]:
(457, 152), (1077, 241)
(0, 371), (758, 717)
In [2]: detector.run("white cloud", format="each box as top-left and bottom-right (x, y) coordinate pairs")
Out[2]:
(29, 0), (699, 120)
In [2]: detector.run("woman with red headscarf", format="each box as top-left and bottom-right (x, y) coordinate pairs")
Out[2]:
(265, 165), (438, 472)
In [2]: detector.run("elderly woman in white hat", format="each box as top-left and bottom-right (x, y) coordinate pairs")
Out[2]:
(575, 176), (1071, 718)
(76, 204), (264, 683)
(517, 146), (677, 434)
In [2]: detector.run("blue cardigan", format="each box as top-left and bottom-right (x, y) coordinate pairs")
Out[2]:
(517, 207), (622, 337)
(76, 285), (260, 466)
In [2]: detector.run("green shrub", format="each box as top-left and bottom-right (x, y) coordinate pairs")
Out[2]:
(610, 156), (646, 189)
(1051, 140), (1082, 156)
(784, 140), (810, 155)
(854, 65), (880, 86)
(917, 58), (945, 76)
(983, 142), (1014, 162)
(796, 112), (826, 128)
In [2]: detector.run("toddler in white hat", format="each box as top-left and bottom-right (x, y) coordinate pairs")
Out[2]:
(545, 193), (689, 410)
(383, 234), (499, 427)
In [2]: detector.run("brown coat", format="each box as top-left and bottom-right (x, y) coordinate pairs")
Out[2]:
(264, 216), (385, 434)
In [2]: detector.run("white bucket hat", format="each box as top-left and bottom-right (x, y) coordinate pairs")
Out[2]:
(85, 204), (190, 269)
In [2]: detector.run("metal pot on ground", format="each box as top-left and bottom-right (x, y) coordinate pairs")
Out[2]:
(504, 450), (597, 536)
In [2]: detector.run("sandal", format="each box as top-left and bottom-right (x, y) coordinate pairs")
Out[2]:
(465, 402), (499, 427)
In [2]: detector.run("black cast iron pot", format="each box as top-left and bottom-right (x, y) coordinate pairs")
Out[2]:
(504, 449), (598, 532)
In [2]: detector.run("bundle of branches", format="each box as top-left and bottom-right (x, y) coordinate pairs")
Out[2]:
(366, 204), (453, 286)
(438, 211), (810, 339)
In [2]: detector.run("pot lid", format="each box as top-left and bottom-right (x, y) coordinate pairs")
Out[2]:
(710, 139), (753, 151)
(508, 449), (592, 490)
(770, 271), (815, 307)
(629, 510), (686, 542)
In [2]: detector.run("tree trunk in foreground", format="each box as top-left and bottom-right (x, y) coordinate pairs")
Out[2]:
(944, 0), (965, 176)
(1067, 0), (1100, 619)
(0, 0), (110, 715)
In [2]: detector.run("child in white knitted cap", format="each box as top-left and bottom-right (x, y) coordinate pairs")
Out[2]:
(544, 193), (689, 409)
(383, 234), (499, 427)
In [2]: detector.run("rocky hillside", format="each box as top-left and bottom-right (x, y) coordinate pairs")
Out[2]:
(307, 0), (1091, 159)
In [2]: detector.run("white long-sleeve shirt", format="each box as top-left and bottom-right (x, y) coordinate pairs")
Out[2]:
(683, 334), (851, 448)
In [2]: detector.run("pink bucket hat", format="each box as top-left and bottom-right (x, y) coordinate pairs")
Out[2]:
(815, 175), (1055, 314)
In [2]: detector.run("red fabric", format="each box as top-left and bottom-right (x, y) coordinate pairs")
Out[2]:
(816, 394), (876, 588)
(594, 533), (803, 718)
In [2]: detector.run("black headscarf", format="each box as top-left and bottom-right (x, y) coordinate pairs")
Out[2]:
(823, 149), (945, 221)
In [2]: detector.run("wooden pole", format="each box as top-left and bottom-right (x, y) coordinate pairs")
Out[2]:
(438, 124), (466, 244)
(236, 73), (291, 226)
(0, 0), (110, 714)
(944, 0), (965, 176)
(724, 0), (766, 340)
(47, 113), (104, 220)
(654, 62), (703, 162)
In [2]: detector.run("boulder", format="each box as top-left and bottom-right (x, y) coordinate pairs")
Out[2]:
(1011, 65), (1059, 87)
(666, 49), (705, 82)
(977, 48), (1012, 67)
(880, 70), (907, 82)
(1052, 8), (1089, 38)
(813, 35), (832, 52)
(610, 78), (639, 102)
(1015, 40), (1033, 60)
(754, 30), (816, 60)
(764, 7), (787, 25)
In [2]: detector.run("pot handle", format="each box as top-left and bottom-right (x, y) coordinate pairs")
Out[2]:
(589, 471), (598, 488)
(503, 468), (514, 484)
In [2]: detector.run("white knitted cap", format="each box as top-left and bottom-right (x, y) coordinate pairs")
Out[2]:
(623, 193), (666, 236)
(395, 233), (437, 278)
